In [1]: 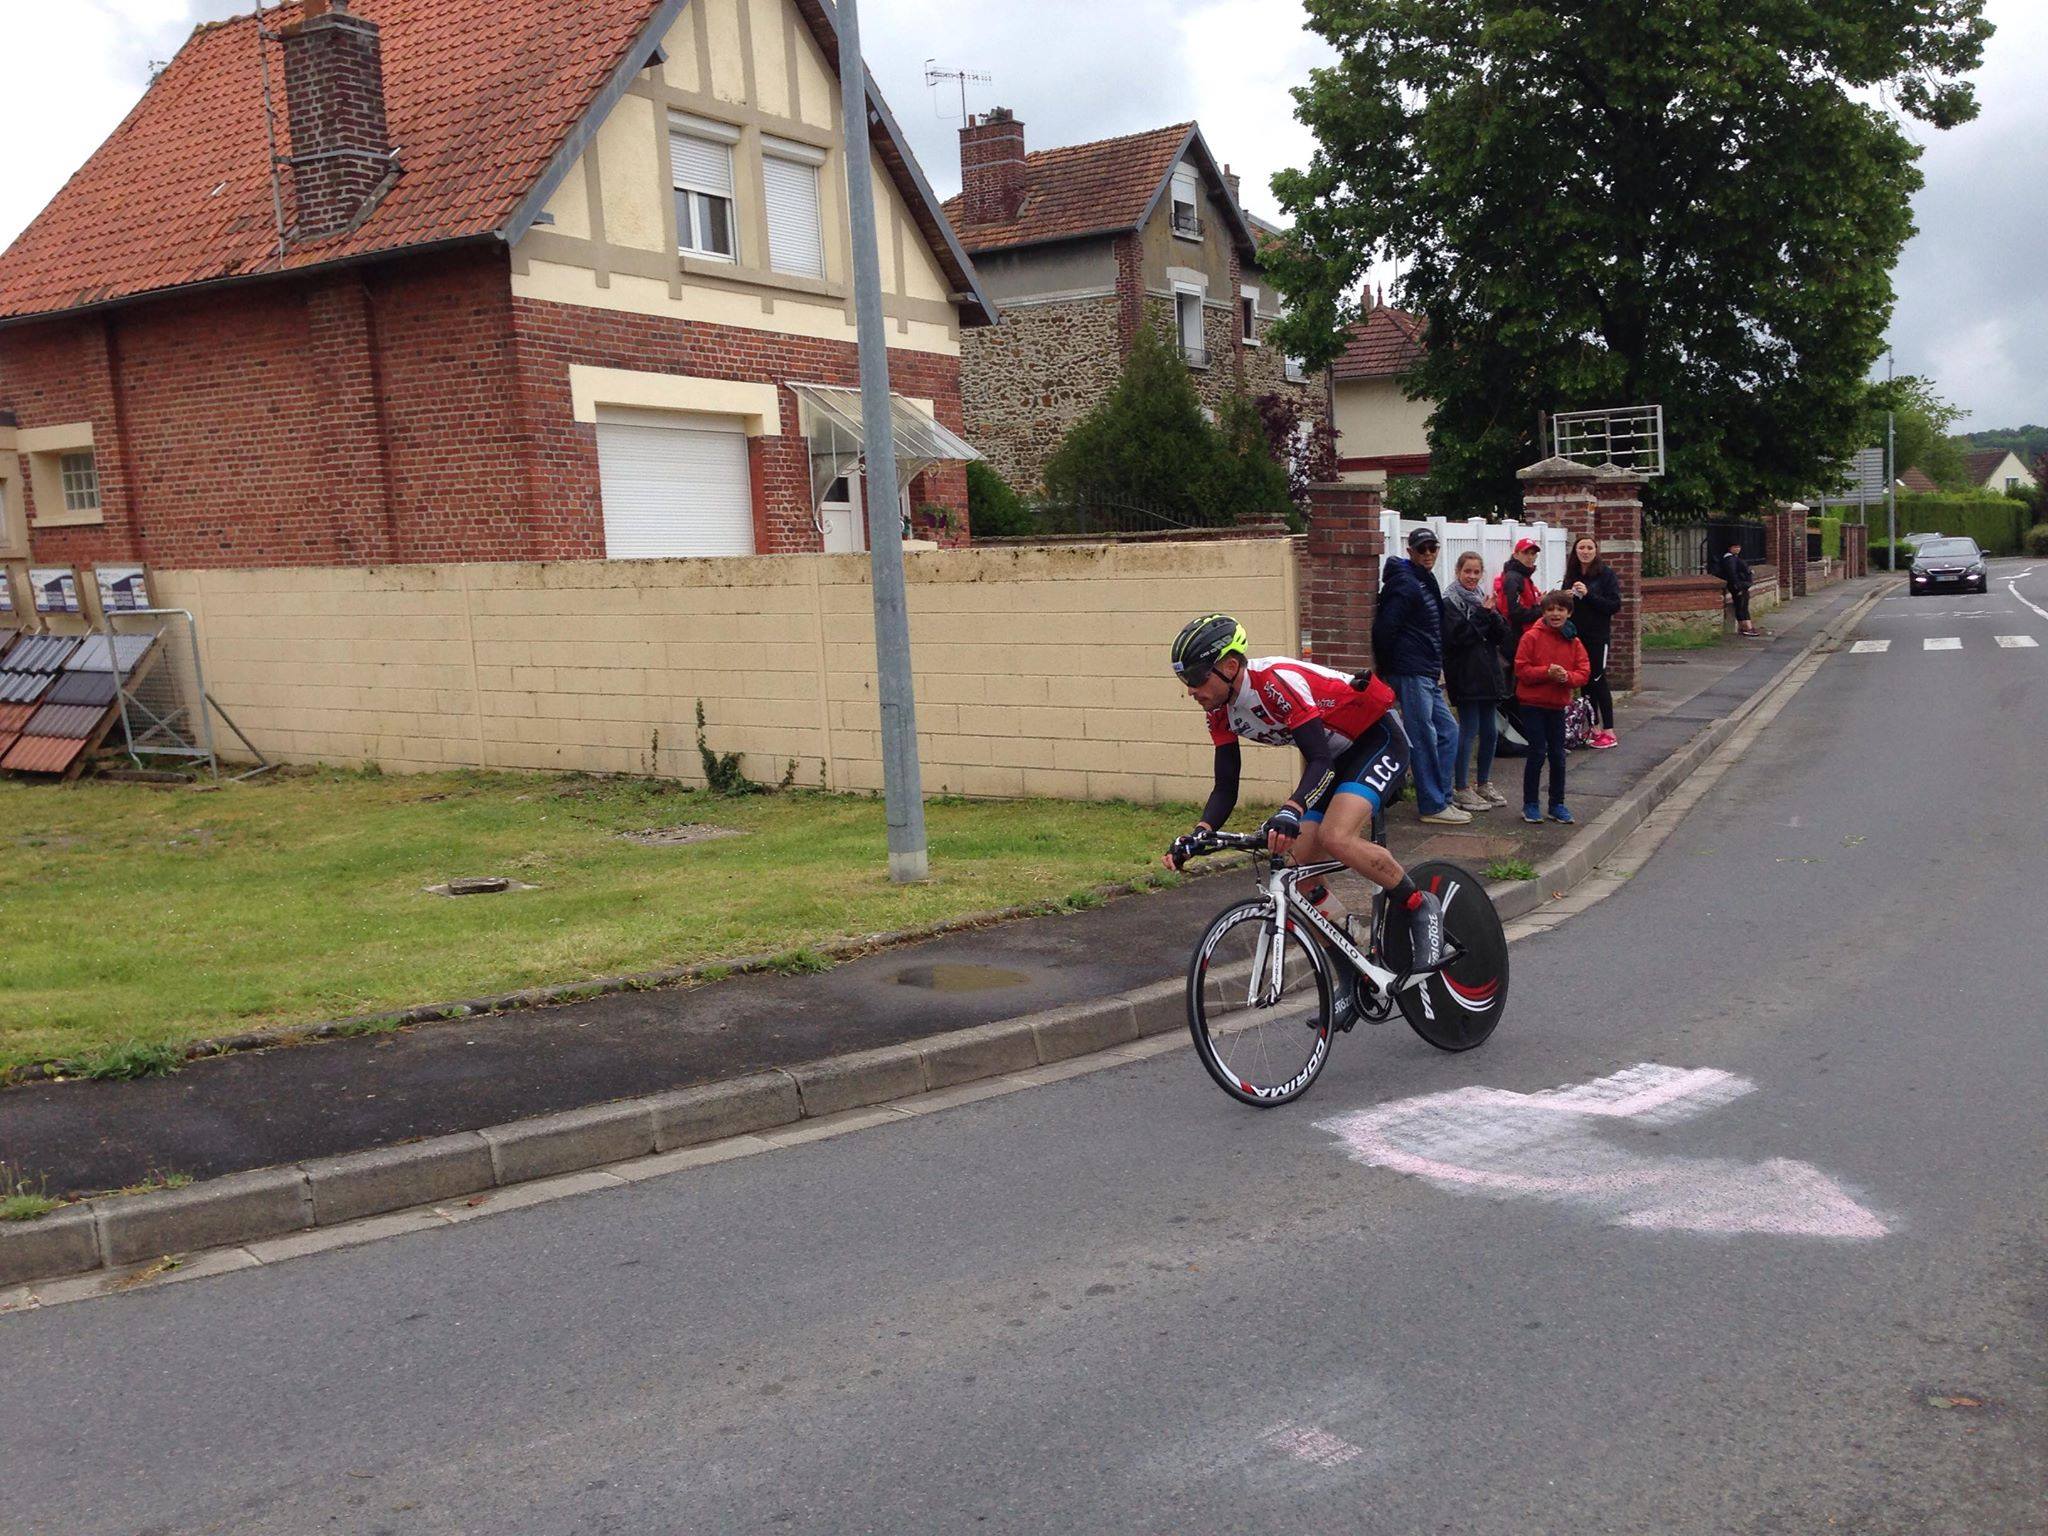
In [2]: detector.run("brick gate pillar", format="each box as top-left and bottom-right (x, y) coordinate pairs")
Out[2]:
(1303, 481), (1384, 675)
(1516, 456), (1599, 550)
(1589, 464), (1646, 693)
(1842, 520), (1868, 578)
(1762, 505), (1797, 598)
(1782, 502), (1810, 596)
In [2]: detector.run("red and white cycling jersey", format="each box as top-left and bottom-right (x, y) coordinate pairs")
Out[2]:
(1204, 656), (1395, 750)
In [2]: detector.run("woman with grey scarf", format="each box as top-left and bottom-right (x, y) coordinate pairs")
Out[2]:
(1441, 551), (1509, 810)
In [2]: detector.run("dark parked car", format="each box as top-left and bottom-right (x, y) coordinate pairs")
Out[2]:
(1909, 537), (1988, 596)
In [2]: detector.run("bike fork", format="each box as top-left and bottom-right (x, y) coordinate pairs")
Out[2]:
(1246, 869), (1291, 1008)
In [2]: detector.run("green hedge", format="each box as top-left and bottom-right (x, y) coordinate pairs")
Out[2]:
(1812, 516), (1844, 560)
(1851, 495), (2027, 555)
(2025, 523), (2048, 558)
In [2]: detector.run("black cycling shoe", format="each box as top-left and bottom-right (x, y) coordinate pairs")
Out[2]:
(1407, 892), (1446, 975)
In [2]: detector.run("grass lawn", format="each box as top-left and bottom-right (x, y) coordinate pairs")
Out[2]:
(0, 769), (1195, 1075)
(1643, 626), (1723, 651)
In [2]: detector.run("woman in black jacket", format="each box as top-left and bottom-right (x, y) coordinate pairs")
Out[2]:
(1564, 536), (1622, 748)
(1443, 551), (1509, 809)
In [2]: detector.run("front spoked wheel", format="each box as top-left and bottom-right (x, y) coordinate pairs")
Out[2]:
(1379, 859), (1509, 1050)
(1187, 899), (1334, 1107)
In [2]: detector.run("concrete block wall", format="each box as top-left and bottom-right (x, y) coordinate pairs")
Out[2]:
(152, 537), (1302, 806)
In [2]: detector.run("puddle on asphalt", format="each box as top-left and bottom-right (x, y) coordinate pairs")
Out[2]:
(894, 963), (1030, 993)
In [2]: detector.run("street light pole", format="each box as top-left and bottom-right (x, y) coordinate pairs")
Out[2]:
(837, 0), (928, 883)
(1885, 351), (1898, 573)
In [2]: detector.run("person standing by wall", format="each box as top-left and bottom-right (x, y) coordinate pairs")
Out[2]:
(1564, 535), (1622, 748)
(1716, 538), (1763, 637)
(1442, 551), (1509, 811)
(1513, 590), (1591, 825)
(1373, 527), (1468, 824)
(1497, 537), (1546, 665)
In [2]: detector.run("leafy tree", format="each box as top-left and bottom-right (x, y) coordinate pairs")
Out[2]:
(1265, 0), (1993, 518)
(1863, 375), (1966, 487)
(1253, 392), (1341, 518)
(1041, 324), (1291, 525)
(1960, 424), (2048, 463)
(965, 460), (1034, 536)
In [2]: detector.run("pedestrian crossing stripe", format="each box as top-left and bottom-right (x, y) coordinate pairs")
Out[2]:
(1995, 634), (2040, 649)
(1849, 640), (1890, 653)
(1924, 637), (1963, 651)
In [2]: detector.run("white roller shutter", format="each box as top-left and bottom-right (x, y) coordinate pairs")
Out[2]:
(762, 154), (824, 278)
(668, 130), (734, 197)
(595, 413), (754, 559)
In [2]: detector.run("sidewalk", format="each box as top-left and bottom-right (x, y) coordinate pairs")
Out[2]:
(0, 579), (1880, 1199)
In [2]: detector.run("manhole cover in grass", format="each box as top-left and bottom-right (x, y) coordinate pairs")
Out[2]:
(622, 824), (747, 847)
(424, 876), (539, 897)
(894, 964), (1030, 993)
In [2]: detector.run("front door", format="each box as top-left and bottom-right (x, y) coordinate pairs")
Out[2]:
(820, 475), (865, 554)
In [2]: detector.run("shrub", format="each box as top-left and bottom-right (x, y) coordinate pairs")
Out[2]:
(965, 461), (1034, 537)
(2025, 522), (2048, 558)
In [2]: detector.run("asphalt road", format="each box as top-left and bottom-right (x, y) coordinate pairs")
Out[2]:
(4, 564), (2043, 1536)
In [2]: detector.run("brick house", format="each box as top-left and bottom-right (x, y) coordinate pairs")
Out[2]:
(0, 0), (993, 580)
(939, 114), (1327, 495)
(1331, 300), (1432, 489)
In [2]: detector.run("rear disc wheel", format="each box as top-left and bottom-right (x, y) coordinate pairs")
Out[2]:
(1380, 859), (1509, 1050)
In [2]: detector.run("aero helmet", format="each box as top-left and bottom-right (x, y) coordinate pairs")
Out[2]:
(1170, 614), (1248, 685)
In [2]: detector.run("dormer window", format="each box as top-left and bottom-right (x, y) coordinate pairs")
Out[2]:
(1171, 166), (1200, 239)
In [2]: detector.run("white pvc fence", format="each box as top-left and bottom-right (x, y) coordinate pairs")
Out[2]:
(1383, 513), (1573, 593)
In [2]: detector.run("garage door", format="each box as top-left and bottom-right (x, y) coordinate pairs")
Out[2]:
(594, 409), (754, 559)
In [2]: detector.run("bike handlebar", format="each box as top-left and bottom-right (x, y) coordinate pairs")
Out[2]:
(1174, 828), (1268, 861)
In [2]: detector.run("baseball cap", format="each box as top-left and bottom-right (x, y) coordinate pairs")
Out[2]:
(1514, 536), (1542, 553)
(1406, 527), (1441, 551)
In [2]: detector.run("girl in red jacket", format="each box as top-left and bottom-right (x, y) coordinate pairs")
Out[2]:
(1513, 591), (1592, 824)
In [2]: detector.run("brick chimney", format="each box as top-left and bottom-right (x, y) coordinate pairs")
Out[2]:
(1222, 163), (1242, 207)
(277, 0), (394, 241)
(959, 107), (1026, 225)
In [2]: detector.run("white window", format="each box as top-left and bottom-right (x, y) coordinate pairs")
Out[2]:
(58, 452), (100, 513)
(670, 117), (738, 261)
(762, 137), (826, 279)
(594, 408), (754, 559)
(1171, 166), (1199, 238)
(1174, 287), (1206, 368)
(1239, 286), (1259, 345)
(1284, 354), (1307, 383)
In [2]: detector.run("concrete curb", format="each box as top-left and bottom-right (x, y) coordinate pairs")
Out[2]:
(0, 586), (1887, 1291)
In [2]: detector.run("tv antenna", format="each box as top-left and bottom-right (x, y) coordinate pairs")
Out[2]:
(923, 60), (992, 126)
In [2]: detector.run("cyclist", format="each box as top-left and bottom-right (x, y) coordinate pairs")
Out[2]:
(1163, 614), (1446, 990)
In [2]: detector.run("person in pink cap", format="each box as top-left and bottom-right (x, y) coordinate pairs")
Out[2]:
(1496, 536), (1546, 665)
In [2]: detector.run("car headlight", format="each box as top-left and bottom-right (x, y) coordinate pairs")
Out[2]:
(1968, 565), (1985, 575)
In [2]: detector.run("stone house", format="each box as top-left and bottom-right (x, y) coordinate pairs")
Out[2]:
(0, 0), (993, 582)
(939, 113), (1327, 495)
(1331, 300), (1432, 489)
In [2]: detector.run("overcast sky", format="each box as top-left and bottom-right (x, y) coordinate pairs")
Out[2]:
(2, 0), (2038, 429)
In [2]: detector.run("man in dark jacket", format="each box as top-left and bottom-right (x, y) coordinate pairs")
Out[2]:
(1373, 526), (1467, 823)
(1715, 540), (1763, 637)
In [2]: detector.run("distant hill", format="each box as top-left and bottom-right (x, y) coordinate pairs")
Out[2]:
(1960, 426), (2048, 465)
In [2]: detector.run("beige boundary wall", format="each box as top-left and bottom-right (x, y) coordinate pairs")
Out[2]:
(153, 539), (1302, 805)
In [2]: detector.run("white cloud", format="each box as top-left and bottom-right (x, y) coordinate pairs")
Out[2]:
(2, 0), (2034, 427)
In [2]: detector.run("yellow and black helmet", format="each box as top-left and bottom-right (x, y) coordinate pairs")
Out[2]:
(1170, 614), (1247, 684)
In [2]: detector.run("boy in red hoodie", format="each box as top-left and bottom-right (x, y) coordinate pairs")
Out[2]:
(1513, 590), (1592, 825)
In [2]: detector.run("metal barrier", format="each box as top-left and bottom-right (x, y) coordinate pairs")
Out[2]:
(104, 607), (268, 781)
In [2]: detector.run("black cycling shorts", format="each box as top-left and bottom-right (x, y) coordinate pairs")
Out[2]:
(1301, 713), (1410, 824)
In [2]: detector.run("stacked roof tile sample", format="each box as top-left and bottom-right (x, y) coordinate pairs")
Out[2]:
(0, 634), (76, 760)
(2, 632), (151, 776)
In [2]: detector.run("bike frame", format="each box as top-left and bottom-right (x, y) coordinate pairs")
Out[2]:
(1245, 858), (1462, 1013)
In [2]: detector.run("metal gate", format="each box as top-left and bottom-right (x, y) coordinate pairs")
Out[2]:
(103, 607), (268, 781)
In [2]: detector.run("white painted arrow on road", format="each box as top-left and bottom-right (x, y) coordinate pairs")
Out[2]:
(1317, 1064), (1887, 1239)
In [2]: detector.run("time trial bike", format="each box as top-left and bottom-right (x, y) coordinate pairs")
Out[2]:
(1176, 826), (1509, 1107)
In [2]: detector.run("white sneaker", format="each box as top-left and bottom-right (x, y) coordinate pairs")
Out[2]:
(1476, 782), (1510, 807)
(1452, 788), (1491, 813)
(1420, 805), (1473, 825)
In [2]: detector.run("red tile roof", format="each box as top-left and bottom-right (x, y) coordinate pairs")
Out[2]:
(941, 123), (1199, 252)
(0, 0), (664, 322)
(0, 0), (993, 326)
(1332, 305), (1427, 381)
(1898, 466), (1938, 494)
(1963, 448), (2018, 486)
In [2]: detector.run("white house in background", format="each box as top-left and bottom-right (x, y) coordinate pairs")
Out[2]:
(1962, 448), (2037, 495)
